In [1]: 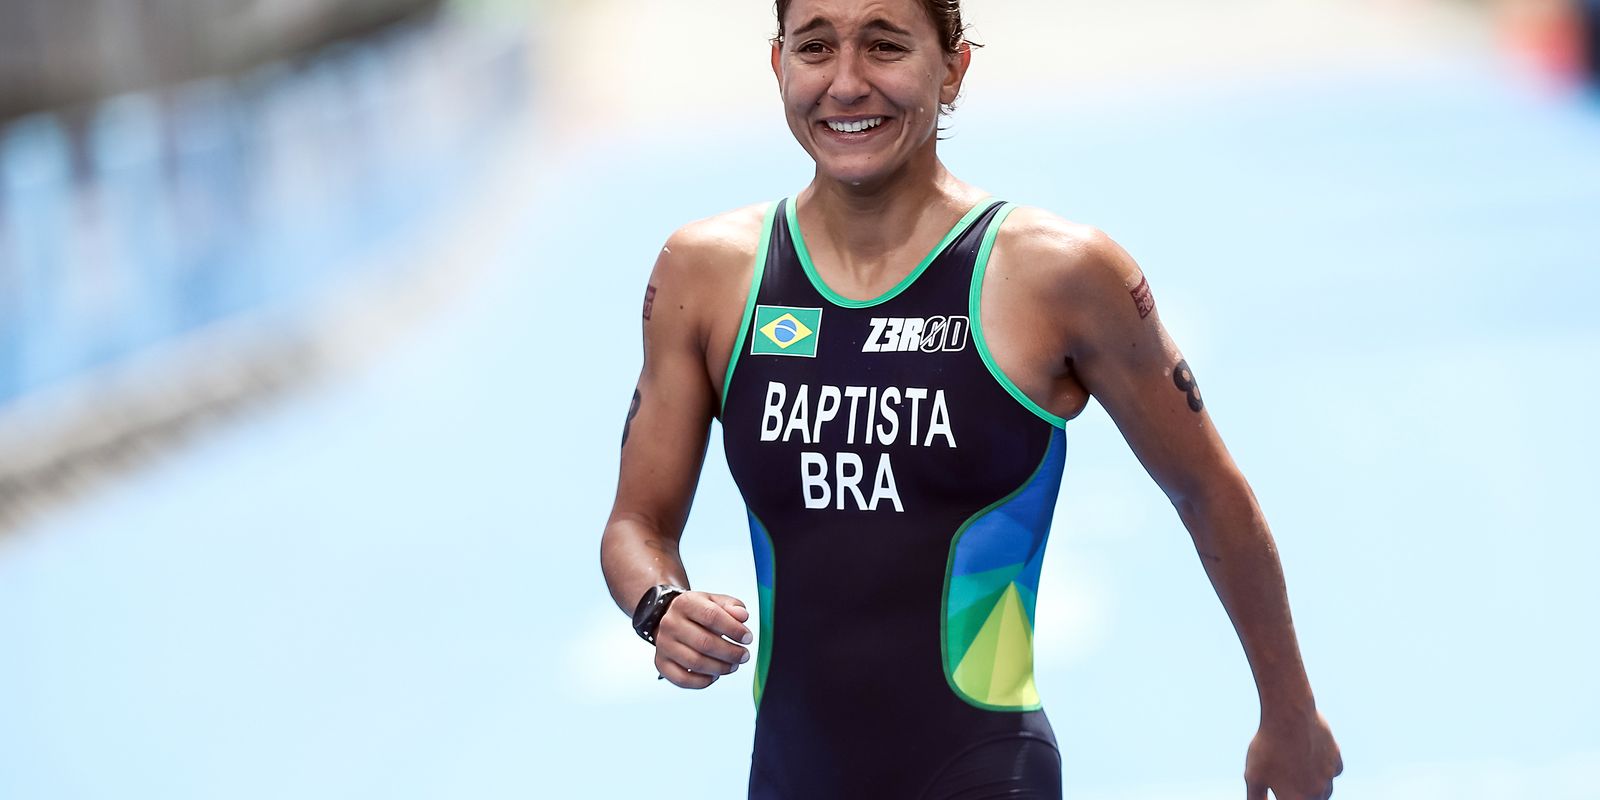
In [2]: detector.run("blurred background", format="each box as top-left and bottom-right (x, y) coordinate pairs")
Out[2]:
(1, 0), (1597, 797)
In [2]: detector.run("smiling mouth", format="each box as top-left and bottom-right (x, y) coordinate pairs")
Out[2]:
(824, 117), (886, 133)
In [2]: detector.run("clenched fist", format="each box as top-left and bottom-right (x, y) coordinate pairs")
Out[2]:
(1244, 709), (1342, 800)
(654, 591), (754, 689)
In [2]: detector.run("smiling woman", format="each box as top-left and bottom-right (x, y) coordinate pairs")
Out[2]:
(598, 1), (1343, 798)
(769, 0), (971, 188)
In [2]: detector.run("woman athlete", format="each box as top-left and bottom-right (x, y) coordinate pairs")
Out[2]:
(600, 0), (1343, 797)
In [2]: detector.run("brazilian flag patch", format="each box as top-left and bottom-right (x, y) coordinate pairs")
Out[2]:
(752, 305), (822, 357)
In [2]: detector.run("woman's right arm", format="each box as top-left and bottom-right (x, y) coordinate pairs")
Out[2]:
(600, 224), (754, 690)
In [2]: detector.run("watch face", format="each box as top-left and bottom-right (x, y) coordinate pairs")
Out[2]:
(646, 587), (669, 617)
(636, 586), (678, 634)
(637, 586), (683, 623)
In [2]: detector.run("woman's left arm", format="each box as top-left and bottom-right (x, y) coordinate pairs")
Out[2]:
(1054, 229), (1343, 800)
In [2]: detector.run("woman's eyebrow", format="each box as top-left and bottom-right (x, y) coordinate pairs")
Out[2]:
(790, 16), (913, 38)
(861, 18), (913, 37)
(791, 17), (833, 37)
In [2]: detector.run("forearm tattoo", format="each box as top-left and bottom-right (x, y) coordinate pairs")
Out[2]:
(621, 388), (641, 448)
(1172, 359), (1203, 412)
(1129, 275), (1155, 319)
(642, 284), (657, 321)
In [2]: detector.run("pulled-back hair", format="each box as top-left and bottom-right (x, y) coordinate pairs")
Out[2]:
(772, 0), (976, 56)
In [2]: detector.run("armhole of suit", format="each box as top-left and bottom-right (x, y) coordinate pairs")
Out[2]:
(968, 203), (1070, 429)
(719, 200), (779, 417)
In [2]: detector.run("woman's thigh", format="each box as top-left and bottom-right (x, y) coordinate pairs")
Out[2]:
(919, 734), (1063, 800)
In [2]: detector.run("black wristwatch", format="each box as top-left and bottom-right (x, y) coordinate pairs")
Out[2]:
(631, 584), (687, 645)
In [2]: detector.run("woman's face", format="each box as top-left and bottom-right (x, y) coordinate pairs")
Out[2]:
(771, 0), (969, 188)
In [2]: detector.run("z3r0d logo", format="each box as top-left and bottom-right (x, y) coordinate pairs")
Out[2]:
(753, 305), (823, 357)
(862, 316), (969, 353)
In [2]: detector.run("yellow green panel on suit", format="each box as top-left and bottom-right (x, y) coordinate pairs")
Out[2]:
(941, 428), (1065, 711)
(952, 583), (1041, 707)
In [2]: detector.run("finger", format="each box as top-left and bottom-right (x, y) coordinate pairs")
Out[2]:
(707, 594), (754, 638)
(658, 635), (743, 675)
(661, 605), (752, 667)
(724, 603), (751, 623)
(655, 653), (717, 689)
(657, 656), (717, 689)
(686, 593), (754, 645)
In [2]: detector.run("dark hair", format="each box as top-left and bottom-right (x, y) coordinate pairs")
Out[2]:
(772, 0), (979, 57)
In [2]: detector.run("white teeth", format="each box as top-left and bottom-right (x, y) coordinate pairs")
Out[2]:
(827, 117), (884, 133)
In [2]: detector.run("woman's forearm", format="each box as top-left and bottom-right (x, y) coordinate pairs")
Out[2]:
(600, 514), (692, 617)
(1174, 483), (1318, 721)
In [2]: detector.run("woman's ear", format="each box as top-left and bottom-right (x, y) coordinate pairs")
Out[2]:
(941, 44), (972, 106)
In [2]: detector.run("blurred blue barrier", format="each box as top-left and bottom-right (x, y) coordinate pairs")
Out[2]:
(0, 114), (73, 399)
(92, 92), (181, 360)
(0, 17), (528, 409)
(169, 78), (252, 326)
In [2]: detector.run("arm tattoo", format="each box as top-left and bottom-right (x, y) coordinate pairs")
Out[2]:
(642, 284), (657, 321)
(1129, 275), (1155, 319)
(1172, 359), (1204, 413)
(621, 388), (641, 448)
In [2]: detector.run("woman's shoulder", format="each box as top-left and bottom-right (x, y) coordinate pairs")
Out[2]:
(991, 204), (1144, 299)
(647, 202), (774, 342)
(656, 201), (772, 280)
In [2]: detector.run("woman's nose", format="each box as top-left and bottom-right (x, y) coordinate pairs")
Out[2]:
(827, 51), (870, 105)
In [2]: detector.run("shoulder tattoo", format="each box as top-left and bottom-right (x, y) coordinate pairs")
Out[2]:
(1129, 275), (1155, 319)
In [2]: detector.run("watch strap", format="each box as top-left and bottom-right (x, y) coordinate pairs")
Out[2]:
(632, 584), (687, 645)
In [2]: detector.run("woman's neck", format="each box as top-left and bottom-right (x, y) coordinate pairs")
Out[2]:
(798, 156), (982, 288)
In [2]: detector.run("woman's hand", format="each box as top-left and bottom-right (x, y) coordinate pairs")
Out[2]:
(654, 591), (754, 689)
(1244, 710), (1343, 799)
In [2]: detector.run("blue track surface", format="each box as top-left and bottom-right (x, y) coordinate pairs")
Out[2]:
(2, 57), (1597, 798)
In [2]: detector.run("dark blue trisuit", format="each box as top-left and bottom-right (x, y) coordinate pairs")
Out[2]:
(719, 196), (1070, 799)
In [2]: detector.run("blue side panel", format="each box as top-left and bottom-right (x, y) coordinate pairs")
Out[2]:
(949, 427), (1067, 581)
(749, 509), (774, 589)
(1013, 510), (1052, 596)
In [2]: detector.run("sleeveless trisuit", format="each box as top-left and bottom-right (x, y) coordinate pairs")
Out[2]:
(720, 197), (1070, 799)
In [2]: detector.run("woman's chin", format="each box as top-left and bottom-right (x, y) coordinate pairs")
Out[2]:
(815, 163), (896, 190)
